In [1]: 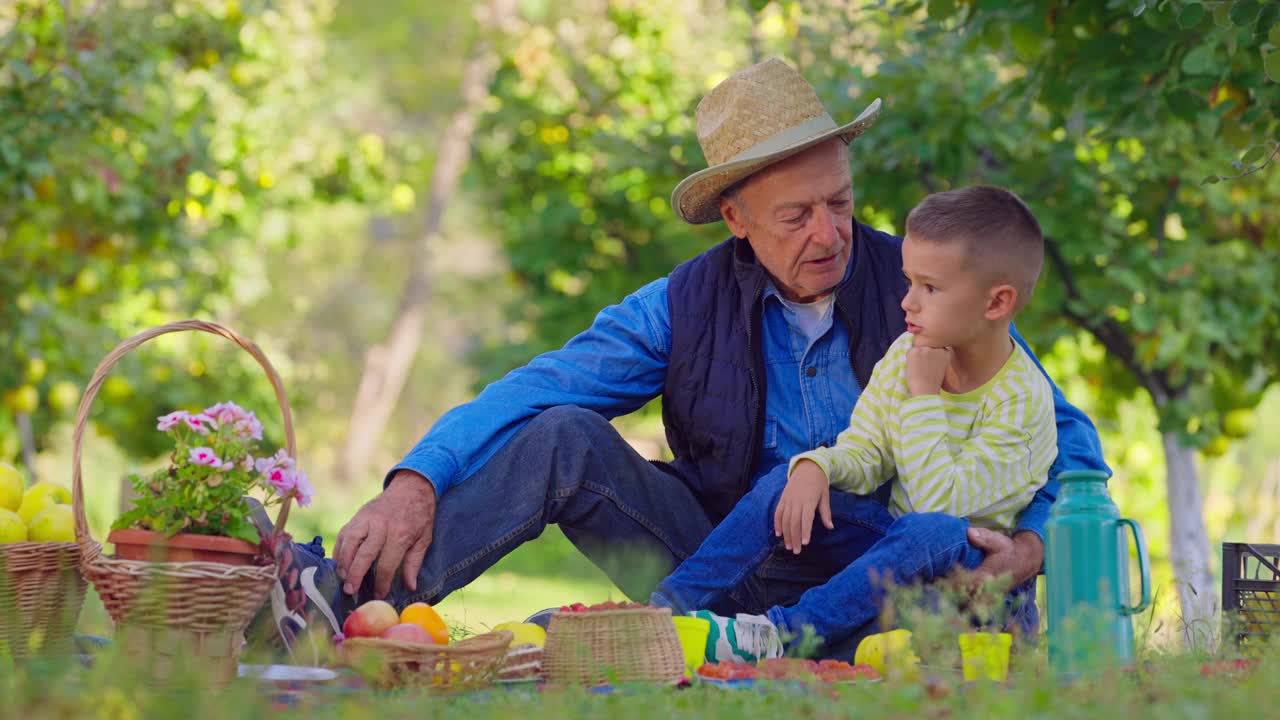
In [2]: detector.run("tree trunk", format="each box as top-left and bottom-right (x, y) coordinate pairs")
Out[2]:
(340, 0), (514, 485)
(1161, 431), (1218, 649)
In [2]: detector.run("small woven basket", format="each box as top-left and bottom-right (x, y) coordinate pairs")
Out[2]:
(498, 643), (544, 681)
(542, 607), (684, 685)
(0, 541), (86, 660)
(71, 320), (296, 683)
(340, 629), (513, 692)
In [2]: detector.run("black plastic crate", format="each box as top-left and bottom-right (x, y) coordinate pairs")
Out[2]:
(1222, 542), (1280, 643)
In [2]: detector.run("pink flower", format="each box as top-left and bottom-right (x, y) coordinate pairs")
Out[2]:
(271, 449), (296, 470)
(156, 410), (189, 432)
(266, 466), (296, 494)
(183, 413), (218, 435)
(188, 447), (223, 467)
(293, 470), (315, 507)
(204, 401), (249, 425)
(233, 412), (264, 441)
(241, 454), (255, 472)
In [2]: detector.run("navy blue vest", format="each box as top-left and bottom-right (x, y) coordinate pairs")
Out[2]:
(663, 221), (908, 522)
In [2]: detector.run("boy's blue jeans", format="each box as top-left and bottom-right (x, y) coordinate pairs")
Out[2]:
(652, 465), (991, 650)
(291, 406), (1035, 657)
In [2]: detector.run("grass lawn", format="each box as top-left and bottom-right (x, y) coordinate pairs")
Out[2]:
(4, 644), (1272, 720)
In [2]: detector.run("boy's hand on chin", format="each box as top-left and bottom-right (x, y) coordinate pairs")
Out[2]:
(906, 343), (952, 397)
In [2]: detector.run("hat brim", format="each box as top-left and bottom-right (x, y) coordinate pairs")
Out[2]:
(670, 98), (882, 225)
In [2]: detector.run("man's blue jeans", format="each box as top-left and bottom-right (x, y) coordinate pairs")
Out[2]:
(651, 464), (987, 649)
(328, 406), (1036, 656)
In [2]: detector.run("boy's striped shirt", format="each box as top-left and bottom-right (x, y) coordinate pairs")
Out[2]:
(790, 332), (1058, 531)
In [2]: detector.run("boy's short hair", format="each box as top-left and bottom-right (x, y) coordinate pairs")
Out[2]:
(905, 185), (1044, 311)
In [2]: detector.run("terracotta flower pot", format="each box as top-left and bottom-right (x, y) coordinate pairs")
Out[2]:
(107, 528), (262, 565)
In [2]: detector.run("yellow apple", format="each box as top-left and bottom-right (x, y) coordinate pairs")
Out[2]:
(0, 462), (24, 512)
(0, 508), (27, 543)
(27, 504), (75, 542)
(18, 481), (72, 524)
(492, 621), (546, 647)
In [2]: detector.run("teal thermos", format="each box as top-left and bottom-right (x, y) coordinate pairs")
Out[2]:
(1044, 469), (1151, 678)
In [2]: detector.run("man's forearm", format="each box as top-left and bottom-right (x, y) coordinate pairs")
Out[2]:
(1011, 530), (1045, 584)
(389, 468), (437, 498)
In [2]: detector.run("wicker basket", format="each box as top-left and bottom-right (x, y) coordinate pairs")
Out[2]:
(71, 320), (297, 684)
(542, 607), (684, 685)
(0, 541), (86, 660)
(499, 643), (544, 681)
(340, 629), (513, 691)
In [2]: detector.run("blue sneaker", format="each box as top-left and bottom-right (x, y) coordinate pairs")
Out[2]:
(524, 607), (558, 630)
(244, 499), (343, 655)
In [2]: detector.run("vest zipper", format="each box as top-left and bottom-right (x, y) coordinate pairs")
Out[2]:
(741, 295), (764, 498)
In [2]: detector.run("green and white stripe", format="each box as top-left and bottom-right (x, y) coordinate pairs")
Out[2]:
(791, 332), (1057, 531)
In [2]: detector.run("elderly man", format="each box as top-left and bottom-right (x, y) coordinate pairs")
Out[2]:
(264, 58), (1106, 656)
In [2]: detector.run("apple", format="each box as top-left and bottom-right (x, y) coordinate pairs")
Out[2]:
(342, 600), (400, 639)
(0, 462), (24, 512)
(0, 508), (27, 543)
(27, 504), (75, 542)
(381, 623), (436, 644)
(18, 481), (73, 524)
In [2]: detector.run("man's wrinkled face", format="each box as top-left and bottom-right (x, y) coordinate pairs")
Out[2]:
(719, 139), (854, 303)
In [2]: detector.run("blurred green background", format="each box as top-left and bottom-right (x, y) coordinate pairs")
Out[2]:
(4, 0), (1280, 650)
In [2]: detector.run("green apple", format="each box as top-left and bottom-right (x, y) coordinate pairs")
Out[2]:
(1222, 409), (1256, 439)
(0, 508), (26, 543)
(0, 462), (24, 512)
(18, 481), (72, 524)
(27, 504), (75, 542)
(47, 381), (80, 413)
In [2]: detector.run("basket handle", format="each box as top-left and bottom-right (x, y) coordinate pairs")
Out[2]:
(71, 320), (296, 554)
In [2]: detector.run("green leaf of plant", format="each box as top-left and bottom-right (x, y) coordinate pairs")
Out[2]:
(1241, 146), (1267, 166)
(1177, 3), (1206, 28)
(1270, 22), (1280, 45)
(928, 0), (956, 21)
(1181, 44), (1218, 75)
(1201, 174), (1222, 184)
(1229, 0), (1261, 28)
(1165, 89), (1204, 121)
(225, 516), (262, 545)
(748, 0), (771, 12)
(1265, 50), (1280, 82)
(1214, 1), (1237, 27)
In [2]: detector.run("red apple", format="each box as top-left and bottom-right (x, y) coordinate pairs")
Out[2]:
(381, 623), (436, 644)
(342, 600), (400, 638)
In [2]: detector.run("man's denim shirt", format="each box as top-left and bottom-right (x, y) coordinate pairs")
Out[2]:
(390, 266), (1108, 544)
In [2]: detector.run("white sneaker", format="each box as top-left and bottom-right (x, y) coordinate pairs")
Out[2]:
(692, 610), (784, 663)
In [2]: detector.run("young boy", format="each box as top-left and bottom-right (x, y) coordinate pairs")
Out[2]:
(650, 185), (1059, 661)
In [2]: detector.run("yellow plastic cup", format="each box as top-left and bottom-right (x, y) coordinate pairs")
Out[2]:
(958, 632), (1012, 682)
(671, 616), (711, 678)
(855, 629), (920, 681)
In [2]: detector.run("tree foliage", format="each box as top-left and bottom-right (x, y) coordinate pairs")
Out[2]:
(0, 0), (402, 463)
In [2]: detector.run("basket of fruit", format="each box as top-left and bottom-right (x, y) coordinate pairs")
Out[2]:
(0, 463), (85, 661)
(71, 320), (305, 684)
(338, 599), (513, 691)
(542, 601), (685, 685)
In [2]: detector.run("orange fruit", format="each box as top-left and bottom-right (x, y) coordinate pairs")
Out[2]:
(400, 602), (449, 645)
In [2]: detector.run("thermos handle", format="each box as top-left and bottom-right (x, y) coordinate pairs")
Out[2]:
(1118, 518), (1151, 615)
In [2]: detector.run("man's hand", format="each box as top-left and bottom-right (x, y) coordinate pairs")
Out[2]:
(334, 470), (437, 599)
(966, 527), (1044, 591)
(774, 460), (834, 554)
(906, 343), (951, 397)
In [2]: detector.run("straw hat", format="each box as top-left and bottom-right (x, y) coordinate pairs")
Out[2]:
(671, 58), (881, 225)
